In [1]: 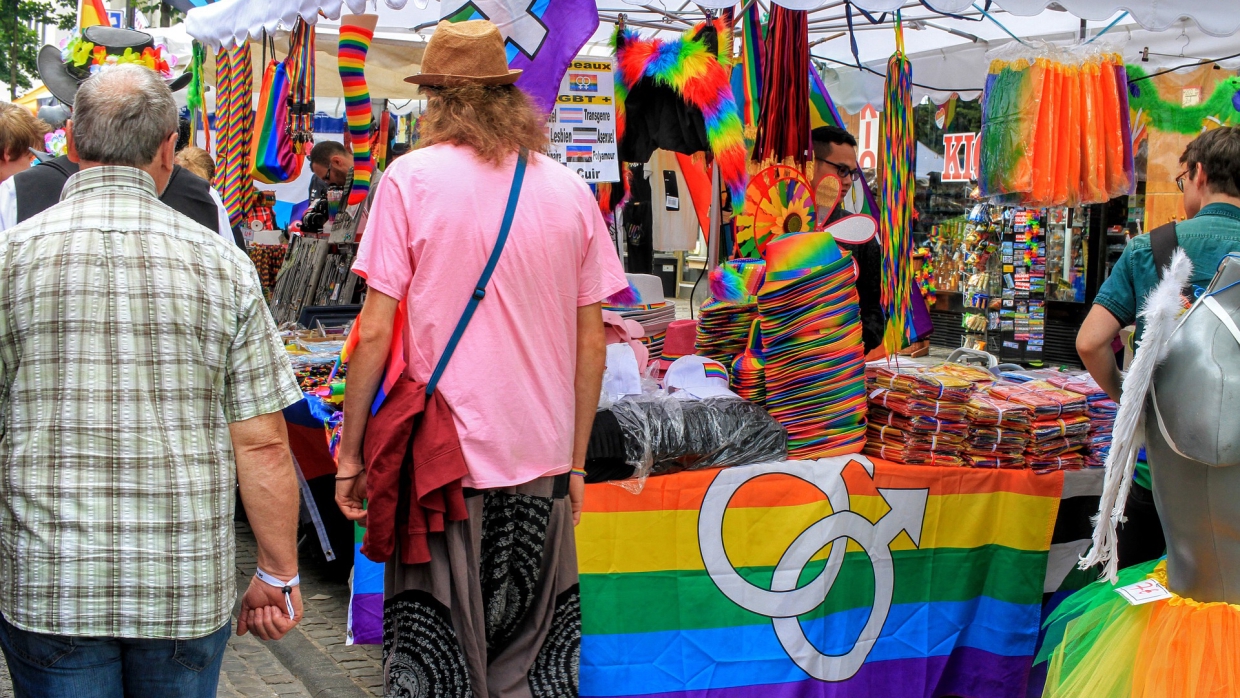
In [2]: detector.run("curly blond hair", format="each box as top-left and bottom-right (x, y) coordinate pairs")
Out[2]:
(175, 146), (216, 181)
(417, 84), (548, 166)
(0, 102), (48, 162)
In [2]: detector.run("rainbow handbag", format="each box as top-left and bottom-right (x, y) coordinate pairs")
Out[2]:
(249, 55), (303, 184)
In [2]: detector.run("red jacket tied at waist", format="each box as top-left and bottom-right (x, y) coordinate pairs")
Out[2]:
(361, 374), (469, 564)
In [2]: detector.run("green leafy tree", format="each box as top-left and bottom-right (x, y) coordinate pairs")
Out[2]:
(134, 0), (183, 28)
(2, 0), (76, 100)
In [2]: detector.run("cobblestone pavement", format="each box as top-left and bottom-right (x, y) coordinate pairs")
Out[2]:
(235, 522), (385, 697)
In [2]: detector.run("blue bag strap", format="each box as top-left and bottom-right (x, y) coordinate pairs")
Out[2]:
(425, 147), (528, 396)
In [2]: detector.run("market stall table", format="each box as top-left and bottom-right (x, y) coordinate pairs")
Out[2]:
(348, 453), (1102, 698)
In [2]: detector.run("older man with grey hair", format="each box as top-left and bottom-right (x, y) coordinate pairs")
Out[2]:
(0, 64), (305, 697)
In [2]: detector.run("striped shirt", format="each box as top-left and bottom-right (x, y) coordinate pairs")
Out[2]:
(0, 166), (302, 639)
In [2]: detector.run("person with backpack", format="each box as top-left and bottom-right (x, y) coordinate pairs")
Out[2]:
(1076, 125), (1240, 568)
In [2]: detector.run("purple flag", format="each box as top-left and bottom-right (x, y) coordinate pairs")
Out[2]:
(441, 0), (600, 113)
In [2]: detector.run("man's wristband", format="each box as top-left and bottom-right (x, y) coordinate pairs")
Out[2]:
(255, 567), (300, 620)
(570, 467), (586, 478)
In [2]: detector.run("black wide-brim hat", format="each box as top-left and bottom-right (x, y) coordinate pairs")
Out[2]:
(38, 26), (192, 106)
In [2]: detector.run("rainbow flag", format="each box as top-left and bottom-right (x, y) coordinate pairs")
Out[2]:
(739, 4), (763, 139)
(347, 520), (384, 645)
(578, 456), (1062, 697)
(809, 67), (879, 221)
(80, 0), (109, 28)
(336, 298), (406, 416)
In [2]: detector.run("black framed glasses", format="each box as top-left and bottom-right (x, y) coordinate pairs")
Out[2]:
(817, 158), (860, 181)
(1176, 170), (1188, 193)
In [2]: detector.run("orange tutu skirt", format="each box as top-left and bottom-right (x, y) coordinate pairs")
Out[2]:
(1042, 561), (1240, 698)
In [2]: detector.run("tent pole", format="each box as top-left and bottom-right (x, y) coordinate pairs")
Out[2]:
(706, 160), (721, 273)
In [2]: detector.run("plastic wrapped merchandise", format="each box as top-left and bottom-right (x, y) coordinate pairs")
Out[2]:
(609, 394), (788, 479)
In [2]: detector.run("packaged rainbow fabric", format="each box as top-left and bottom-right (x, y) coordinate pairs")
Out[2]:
(980, 45), (1133, 207)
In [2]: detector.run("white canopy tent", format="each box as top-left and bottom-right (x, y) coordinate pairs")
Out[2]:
(819, 12), (1240, 111)
(185, 0), (1240, 49)
(184, 0), (1240, 107)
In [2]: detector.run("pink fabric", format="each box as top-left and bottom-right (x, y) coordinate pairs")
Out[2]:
(353, 143), (628, 488)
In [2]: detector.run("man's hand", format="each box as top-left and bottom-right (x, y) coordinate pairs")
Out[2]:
(570, 474), (585, 526)
(335, 452), (368, 525)
(237, 574), (303, 641)
(335, 290), (399, 524)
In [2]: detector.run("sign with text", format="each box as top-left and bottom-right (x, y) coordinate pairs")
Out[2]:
(942, 132), (980, 182)
(547, 59), (619, 183)
(857, 104), (880, 171)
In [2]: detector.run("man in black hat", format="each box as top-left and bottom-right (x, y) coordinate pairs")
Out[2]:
(0, 26), (234, 244)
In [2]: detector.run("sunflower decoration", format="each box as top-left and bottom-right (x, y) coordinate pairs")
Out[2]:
(734, 165), (816, 259)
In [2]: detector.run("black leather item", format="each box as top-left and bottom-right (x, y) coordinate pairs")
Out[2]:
(1150, 222), (1178, 281)
(1115, 482), (1167, 569)
(14, 157), (226, 243)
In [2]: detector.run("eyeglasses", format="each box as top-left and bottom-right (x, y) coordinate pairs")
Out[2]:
(1176, 170), (1188, 193)
(816, 158), (860, 181)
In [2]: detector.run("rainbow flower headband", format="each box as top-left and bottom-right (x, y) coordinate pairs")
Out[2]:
(61, 33), (176, 79)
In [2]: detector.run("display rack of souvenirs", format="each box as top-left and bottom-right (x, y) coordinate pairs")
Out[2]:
(997, 208), (1047, 364)
(283, 332), (348, 393)
(248, 244), (286, 298)
(269, 236), (363, 326)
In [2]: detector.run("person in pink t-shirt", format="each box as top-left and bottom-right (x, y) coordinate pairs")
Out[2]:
(333, 20), (627, 698)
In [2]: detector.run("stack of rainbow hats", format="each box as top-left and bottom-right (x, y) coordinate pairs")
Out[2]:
(605, 274), (676, 362)
(758, 231), (867, 458)
(695, 259), (766, 368)
(730, 318), (765, 405)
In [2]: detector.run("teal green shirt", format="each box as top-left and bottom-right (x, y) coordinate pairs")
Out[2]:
(1093, 202), (1240, 488)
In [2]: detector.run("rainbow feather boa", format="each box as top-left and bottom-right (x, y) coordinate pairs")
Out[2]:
(613, 18), (747, 207)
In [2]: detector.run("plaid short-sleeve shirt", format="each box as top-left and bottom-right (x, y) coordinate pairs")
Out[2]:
(0, 167), (303, 639)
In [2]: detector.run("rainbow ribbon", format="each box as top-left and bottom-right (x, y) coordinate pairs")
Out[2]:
(879, 18), (916, 353)
(739, 4), (764, 141)
(213, 45), (255, 228)
(338, 21), (374, 208)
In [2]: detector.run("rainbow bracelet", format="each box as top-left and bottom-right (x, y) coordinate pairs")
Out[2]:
(570, 467), (587, 478)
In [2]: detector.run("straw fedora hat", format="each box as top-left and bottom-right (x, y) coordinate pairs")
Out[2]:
(405, 20), (521, 87)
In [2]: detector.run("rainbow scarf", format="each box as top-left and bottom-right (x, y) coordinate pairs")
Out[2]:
(612, 19), (748, 206)
(214, 44), (255, 228)
(336, 299), (407, 416)
(879, 42), (916, 353)
(338, 21), (374, 208)
(577, 456), (1063, 697)
(739, 4), (764, 141)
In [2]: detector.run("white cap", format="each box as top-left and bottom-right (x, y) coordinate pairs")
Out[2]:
(604, 343), (643, 400)
(664, 355), (739, 400)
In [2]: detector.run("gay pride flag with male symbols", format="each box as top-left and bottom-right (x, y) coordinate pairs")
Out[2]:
(577, 456), (1061, 698)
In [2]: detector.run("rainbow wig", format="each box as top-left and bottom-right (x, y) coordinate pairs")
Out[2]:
(613, 19), (747, 207)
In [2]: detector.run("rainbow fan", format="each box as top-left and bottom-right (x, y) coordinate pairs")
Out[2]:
(735, 165), (816, 259)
